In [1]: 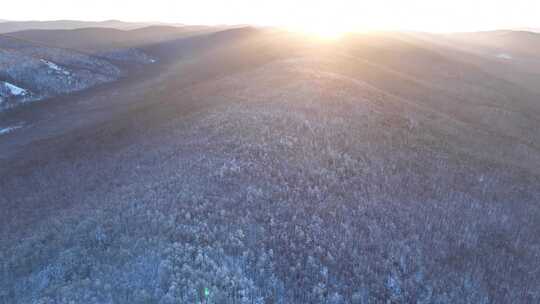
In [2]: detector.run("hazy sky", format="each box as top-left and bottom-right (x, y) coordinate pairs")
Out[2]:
(2, 0), (540, 32)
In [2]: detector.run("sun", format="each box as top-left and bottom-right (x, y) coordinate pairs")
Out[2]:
(304, 25), (348, 40)
(278, 2), (356, 40)
(289, 23), (349, 40)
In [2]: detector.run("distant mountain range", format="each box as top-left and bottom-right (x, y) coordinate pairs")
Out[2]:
(5, 25), (218, 52)
(0, 19), (184, 34)
(440, 30), (540, 60)
(513, 27), (540, 33)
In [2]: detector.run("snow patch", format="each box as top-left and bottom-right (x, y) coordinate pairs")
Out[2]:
(41, 59), (70, 75)
(3, 82), (28, 96)
(496, 53), (513, 60)
(0, 124), (23, 136)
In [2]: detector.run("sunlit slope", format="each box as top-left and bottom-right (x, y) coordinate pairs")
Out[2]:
(338, 33), (540, 151)
(405, 31), (540, 95)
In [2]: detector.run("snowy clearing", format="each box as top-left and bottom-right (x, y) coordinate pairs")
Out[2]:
(0, 124), (23, 135)
(41, 59), (71, 75)
(496, 53), (513, 60)
(1, 81), (28, 96)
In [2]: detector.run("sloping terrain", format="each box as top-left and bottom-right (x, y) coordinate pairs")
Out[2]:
(0, 25), (231, 110)
(0, 33), (163, 111)
(410, 30), (540, 95)
(0, 28), (539, 303)
(0, 35), (120, 110)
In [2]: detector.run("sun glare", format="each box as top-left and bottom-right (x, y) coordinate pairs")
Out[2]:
(288, 20), (352, 40)
(277, 1), (355, 40)
(295, 25), (348, 40)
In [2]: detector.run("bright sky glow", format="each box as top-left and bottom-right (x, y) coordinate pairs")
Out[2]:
(2, 0), (540, 34)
